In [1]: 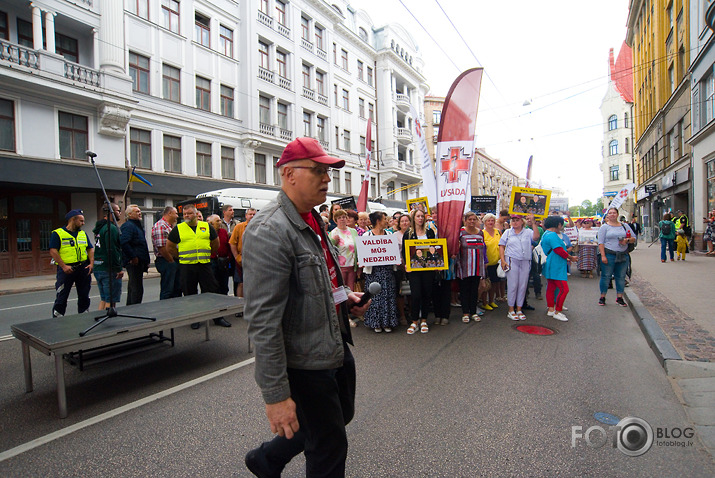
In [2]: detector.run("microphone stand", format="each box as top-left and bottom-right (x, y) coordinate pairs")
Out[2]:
(79, 151), (155, 337)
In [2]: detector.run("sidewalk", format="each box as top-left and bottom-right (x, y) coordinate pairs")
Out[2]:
(624, 241), (715, 455)
(0, 267), (160, 296)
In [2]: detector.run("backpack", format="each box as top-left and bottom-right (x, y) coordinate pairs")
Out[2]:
(660, 221), (672, 236)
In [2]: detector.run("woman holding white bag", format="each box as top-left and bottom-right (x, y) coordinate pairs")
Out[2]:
(498, 214), (540, 321)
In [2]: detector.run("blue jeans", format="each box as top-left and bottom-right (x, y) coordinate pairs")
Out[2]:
(155, 257), (181, 300)
(660, 238), (675, 261)
(94, 270), (122, 303)
(599, 253), (627, 294)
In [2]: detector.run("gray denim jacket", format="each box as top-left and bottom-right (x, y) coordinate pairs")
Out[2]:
(243, 190), (353, 404)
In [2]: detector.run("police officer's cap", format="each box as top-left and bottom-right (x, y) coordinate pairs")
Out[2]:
(65, 209), (84, 220)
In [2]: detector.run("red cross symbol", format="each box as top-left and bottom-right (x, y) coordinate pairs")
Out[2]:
(440, 147), (471, 183)
(619, 189), (628, 198)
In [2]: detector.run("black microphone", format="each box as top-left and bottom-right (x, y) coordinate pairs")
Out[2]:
(356, 282), (381, 307)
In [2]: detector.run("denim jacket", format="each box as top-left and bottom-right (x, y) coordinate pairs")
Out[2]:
(243, 190), (353, 404)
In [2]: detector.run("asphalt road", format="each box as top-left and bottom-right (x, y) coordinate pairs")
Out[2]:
(0, 276), (712, 477)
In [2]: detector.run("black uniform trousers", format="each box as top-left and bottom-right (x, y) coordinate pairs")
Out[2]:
(52, 262), (91, 316)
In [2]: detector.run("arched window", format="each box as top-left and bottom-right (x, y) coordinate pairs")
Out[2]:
(624, 112), (629, 128)
(358, 27), (368, 41)
(625, 137), (630, 153)
(609, 139), (618, 156)
(608, 115), (617, 131)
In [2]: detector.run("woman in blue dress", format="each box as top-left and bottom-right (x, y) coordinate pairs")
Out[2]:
(362, 211), (398, 333)
(540, 215), (577, 322)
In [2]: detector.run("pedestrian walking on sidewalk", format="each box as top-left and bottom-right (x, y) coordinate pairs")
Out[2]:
(597, 207), (636, 307)
(658, 213), (677, 262)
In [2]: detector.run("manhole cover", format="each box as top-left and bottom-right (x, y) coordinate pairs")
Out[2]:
(594, 412), (621, 425)
(514, 325), (556, 335)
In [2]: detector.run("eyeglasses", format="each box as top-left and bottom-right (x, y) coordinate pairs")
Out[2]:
(290, 165), (334, 176)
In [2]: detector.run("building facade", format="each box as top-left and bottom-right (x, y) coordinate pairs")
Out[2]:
(627, 0), (692, 241)
(600, 43), (635, 219)
(688, 0), (715, 249)
(0, 0), (427, 278)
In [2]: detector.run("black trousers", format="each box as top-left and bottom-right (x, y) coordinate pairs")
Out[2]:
(179, 262), (218, 296)
(459, 275), (480, 315)
(408, 270), (435, 322)
(125, 262), (145, 305)
(432, 278), (452, 319)
(52, 263), (91, 316)
(252, 343), (356, 478)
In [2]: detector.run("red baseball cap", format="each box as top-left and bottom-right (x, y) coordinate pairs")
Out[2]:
(276, 137), (345, 168)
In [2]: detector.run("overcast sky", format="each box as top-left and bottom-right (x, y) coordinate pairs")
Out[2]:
(354, 0), (631, 206)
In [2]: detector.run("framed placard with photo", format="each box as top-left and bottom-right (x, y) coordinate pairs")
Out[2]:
(331, 196), (357, 211)
(578, 229), (599, 245)
(470, 195), (497, 214)
(406, 197), (430, 215)
(404, 238), (448, 272)
(508, 187), (552, 219)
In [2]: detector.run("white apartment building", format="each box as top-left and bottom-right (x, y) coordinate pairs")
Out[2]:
(599, 42), (635, 219)
(0, 0), (427, 278)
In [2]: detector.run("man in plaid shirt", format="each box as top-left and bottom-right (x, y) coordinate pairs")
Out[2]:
(152, 206), (181, 299)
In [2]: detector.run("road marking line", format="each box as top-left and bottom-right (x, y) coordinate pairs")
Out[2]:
(0, 356), (256, 462)
(0, 293), (125, 312)
(0, 335), (14, 342)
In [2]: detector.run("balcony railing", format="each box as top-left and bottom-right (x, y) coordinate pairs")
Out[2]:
(301, 38), (313, 53)
(279, 128), (292, 141)
(277, 23), (290, 38)
(302, 86), (315, 101)
(316, 48), (327, 61)
(0, 39), (39, 69)
(395, 93), (411, 113)
(258, 66), (273, 83)
(65, 61), (100, 86)
(278, 75), (291, 90)
(257, 10), (273, 28)
(395, 127), (412, 145)
(319, 139), (329, 149)
(260, 123), (275, 136)
(317, 93), (328, 106)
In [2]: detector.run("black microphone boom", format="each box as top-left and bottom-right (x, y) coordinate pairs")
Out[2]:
(356, 282), (381, 307)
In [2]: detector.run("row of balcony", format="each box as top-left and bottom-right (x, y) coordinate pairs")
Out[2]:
(259, 122), (293, 142)
(257, 10), (291, 40)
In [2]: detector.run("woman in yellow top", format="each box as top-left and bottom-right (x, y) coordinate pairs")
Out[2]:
(480, 213), (504, 309)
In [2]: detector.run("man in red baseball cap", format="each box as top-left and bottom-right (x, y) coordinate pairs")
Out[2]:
(243, 137), (369, 477)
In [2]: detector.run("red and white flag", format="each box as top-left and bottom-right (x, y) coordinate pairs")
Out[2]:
(409, 104), (438, 209)
(436, 68), (484, 257)
(357, 118), (372, 212)
(608, 183), (636, 210)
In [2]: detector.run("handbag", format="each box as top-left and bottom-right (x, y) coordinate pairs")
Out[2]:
(399, 279), (411, 296)
(478, 277), (492, 295)
(496, 264), (506, 278)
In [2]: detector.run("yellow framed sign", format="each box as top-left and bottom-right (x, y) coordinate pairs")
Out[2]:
(406, 197), (430, 215)
(509, 187), (551, 219)
(404, 238), (448, 272)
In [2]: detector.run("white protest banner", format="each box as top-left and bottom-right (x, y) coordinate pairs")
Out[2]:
(356, 235), (401, 267)
(578, 229), (599, 246)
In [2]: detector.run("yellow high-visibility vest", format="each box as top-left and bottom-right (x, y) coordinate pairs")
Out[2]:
(177, 221), (211, 264)
(53, 228), (89, 264)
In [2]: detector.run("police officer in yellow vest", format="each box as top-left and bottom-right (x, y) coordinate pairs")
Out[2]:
(49, 209), (95, 317)
(167, 204), (231, 328)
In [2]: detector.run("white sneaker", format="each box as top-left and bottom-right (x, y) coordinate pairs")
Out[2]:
(374, 328), (383, 333)
(553, 312), (568, 322)
(383, 327), (392, 333)
(476, 308), (485, 316)
(562, 306), (568, 311)
(547, 310), (555, 317)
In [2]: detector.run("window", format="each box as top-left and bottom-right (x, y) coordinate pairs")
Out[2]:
(401, 183), (408, 201)
(335, 126), (339, 147)
(358, 27), (368, 41)
(17, 19), (32, 48)
(317, 116), (326, 142)
(220, 26), (233, 57)
(315, 26), (324, 51)
(624, 112), (629, 128)
(333, 43), (337, 64)
(357, 60), (364, 81)
(343, 130), (350, 150)
(0, 11), (8, 41)
(276, 1), (286, 25)
(259, 42), (270, 69)
(367, 66), (373, 87)
(195, 13), (210, 47)
(277, 51), (287, 78)
(360, 136), (366, 155)
(332, 170), (340, 193)
(273, 156), (281, 184)
(342, 89), (349, 110)
(609, 140), (618, 156)
(162, 64), (180, 102)
(626, 164), (630, 180)
(196, 141), (212, 177)
(359, 98), (365, 117)
(58, 111), (88, 160)
(668, 64), (675, 93)
(277, 103), (288, 130)
(302, 64), (311, 89)
(370, 178), (376, 198)
(371, 139), (375, 156)
(608, 114), (617, 131)
(433, 110), (441, 124)
(195, 76), (211, 111)
(255, 153), (267, 184)
(316, 71), (325, 95)
(55, 33), (79, 63)
(704, 72), (714, 124)
(609, 165), (619, 181)
(221, 146), (235, 179)
(345, 172), (352, 194)
(301, 17), (310, 41)
(368, 102), (374, 121)
(130, 128), (151, 169)
(259, 0), (269, 14)
(259, 96), (271, 125)
(0, 98), (15, 152)
(127, 1), (149, 19)
(220, 85), (234, 118)
(341, 49), (349, 70)
(303, 111), (311, 136)
(334, 84), (339, 105)
(162, 0), (180, 33)
(164, 135), (181, 172)
(625, 137), (630, 154)
(387, 181), (395, 199)
(129, 52), (150, 94)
